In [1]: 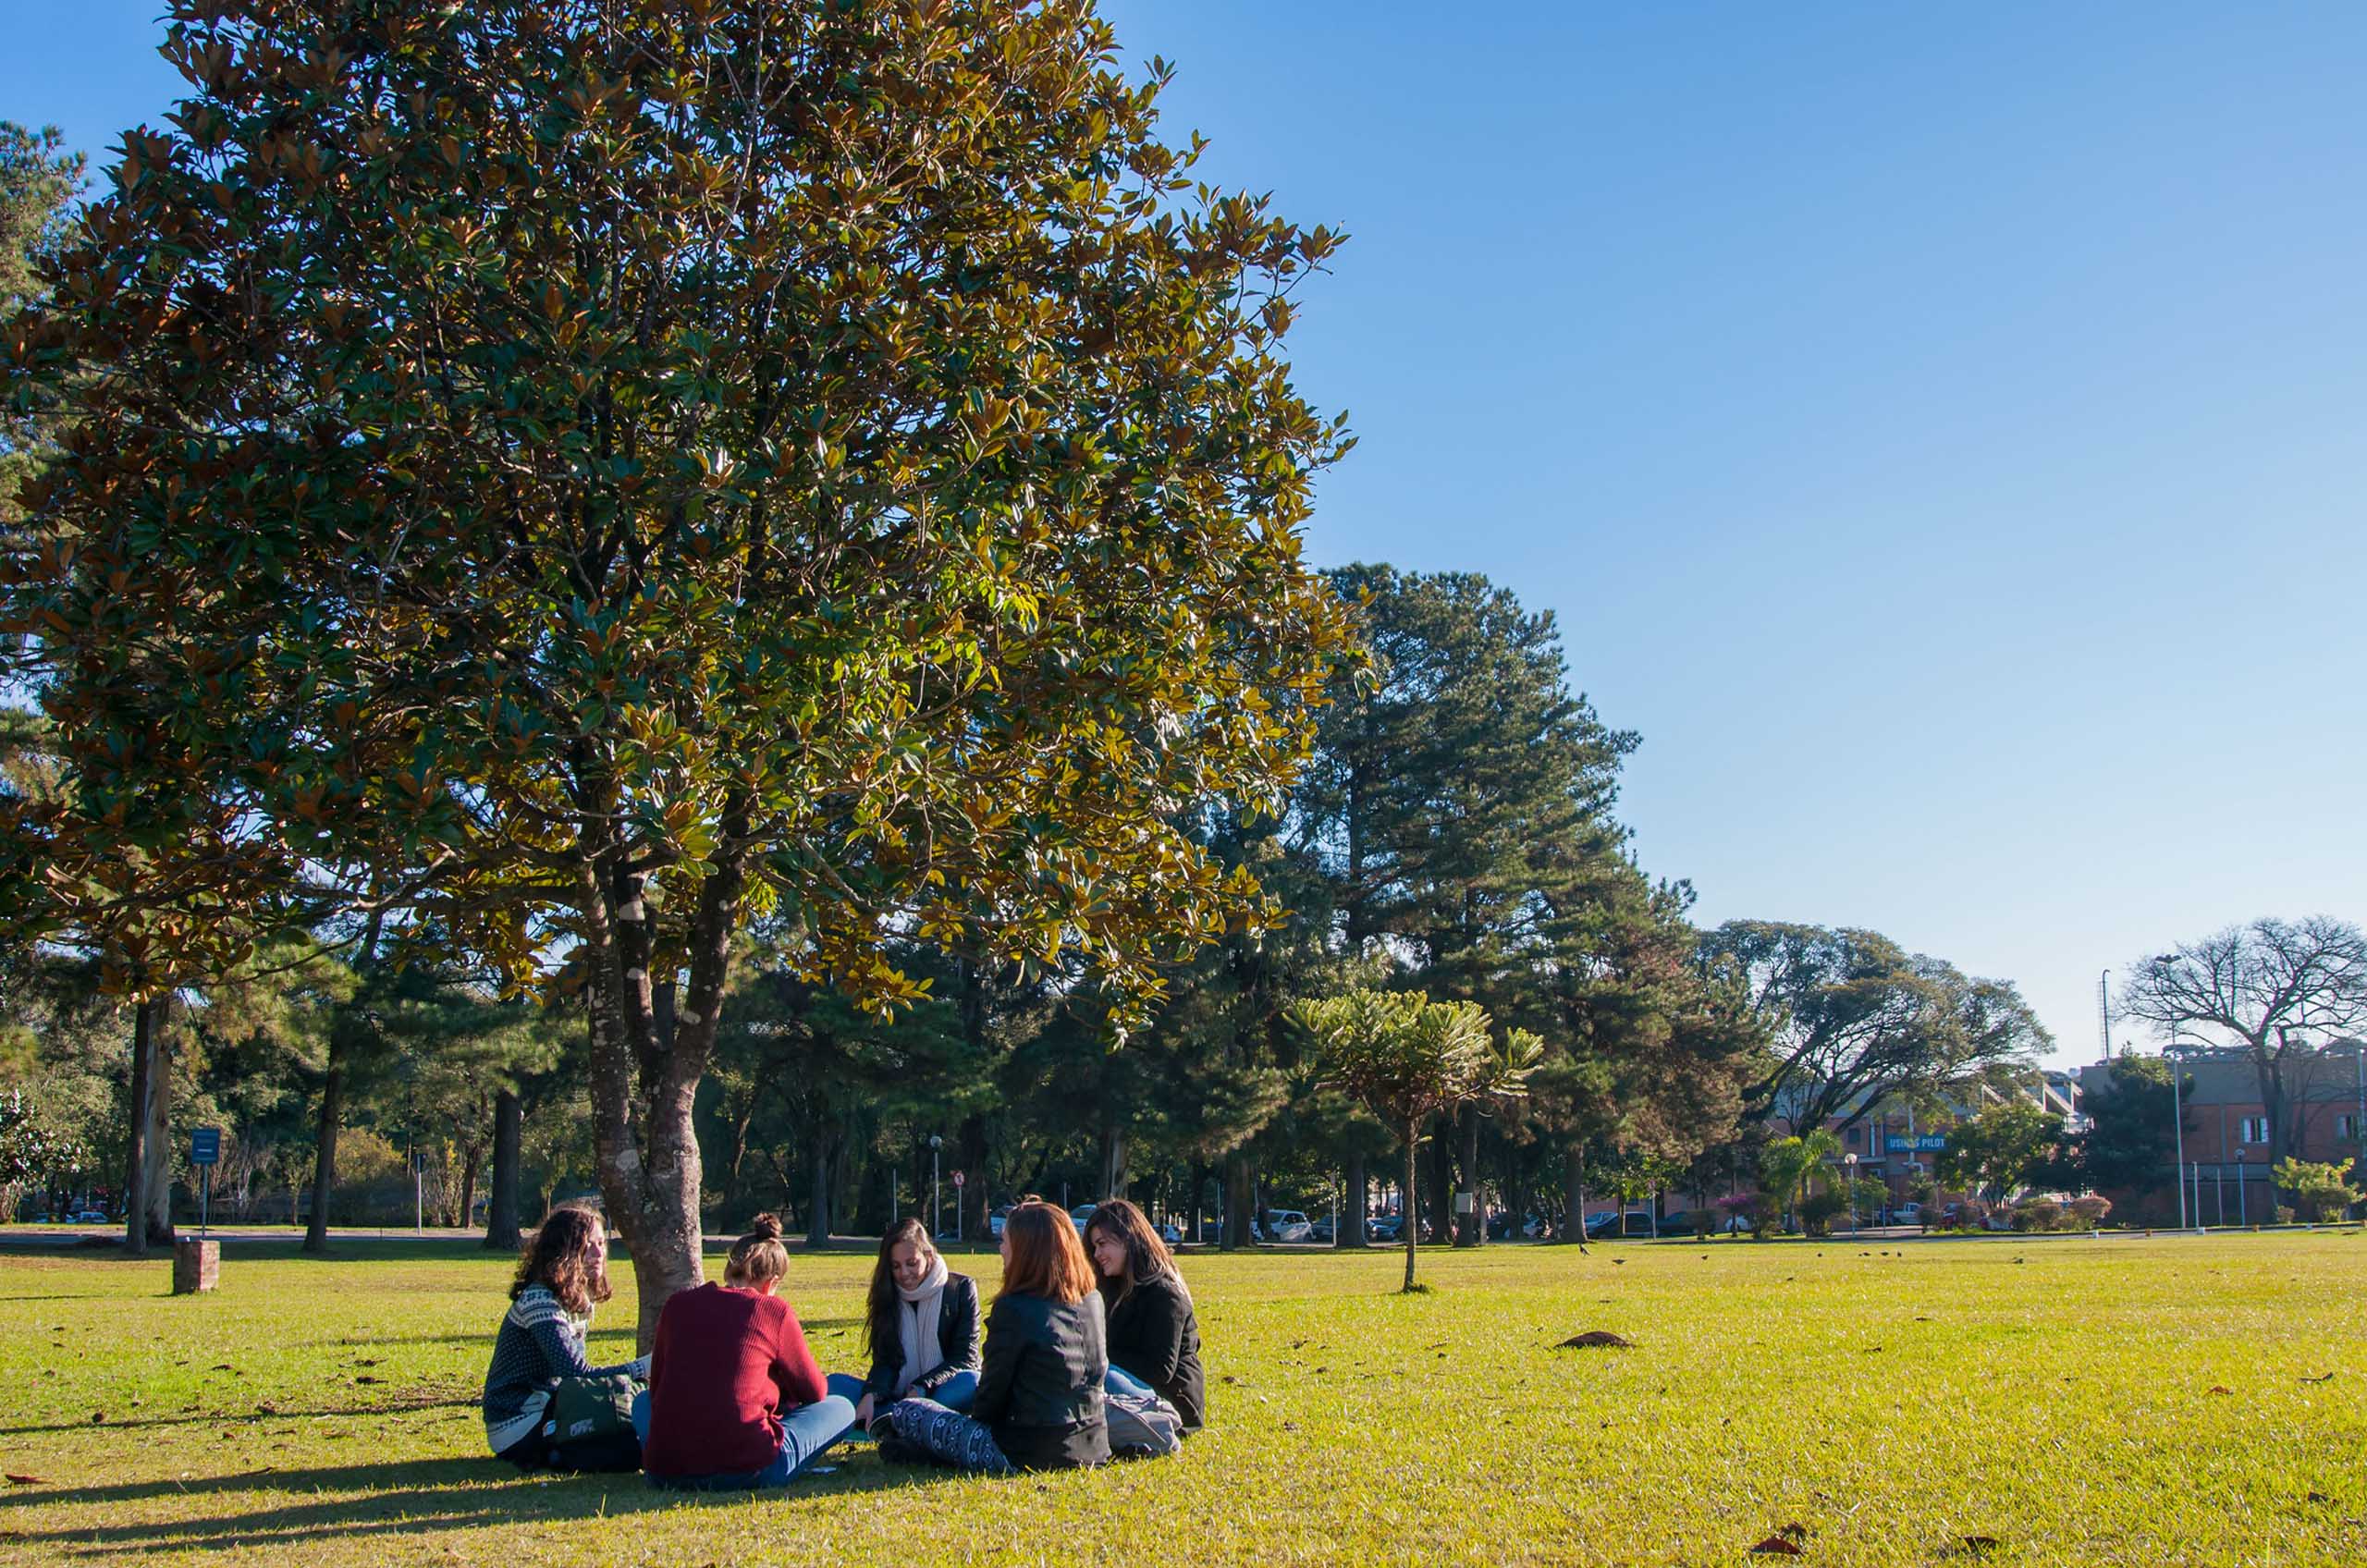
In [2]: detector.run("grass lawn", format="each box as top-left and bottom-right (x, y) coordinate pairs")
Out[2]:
(3, 1231), (2363, 1566)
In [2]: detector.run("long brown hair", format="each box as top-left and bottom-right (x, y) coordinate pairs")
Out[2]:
(864, 1217), (939, 1356)
(998, 1200), (1096, 1305)
(725, 1213), (789, 1290)
(510, 1203), (611, 1317)
(1083, 1198), (1178, 1305)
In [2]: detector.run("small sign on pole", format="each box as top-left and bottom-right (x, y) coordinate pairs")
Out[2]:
(190, 1128), (221, 1240)
(1885, 1134), (1948, 1154)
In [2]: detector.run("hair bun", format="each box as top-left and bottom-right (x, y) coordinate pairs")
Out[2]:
(747, 1212), (784, 1241)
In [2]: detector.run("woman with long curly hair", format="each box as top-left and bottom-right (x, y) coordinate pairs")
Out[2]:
(480, 1204), (648, 1470)
(879, 1199), (1109, 1473)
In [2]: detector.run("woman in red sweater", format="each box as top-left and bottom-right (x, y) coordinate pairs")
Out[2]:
(632, 1214), (857, 1489)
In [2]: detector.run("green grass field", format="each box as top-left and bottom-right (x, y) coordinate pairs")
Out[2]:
(3, 1231), (2362, 1566)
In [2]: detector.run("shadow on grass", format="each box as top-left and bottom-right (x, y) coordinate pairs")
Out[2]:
(0, 1397), (476, 1438)
(3, 1452), (975, 1555)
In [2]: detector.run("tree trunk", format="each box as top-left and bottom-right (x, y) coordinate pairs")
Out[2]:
(138, 995), (174, 1246)
(457, 1140), (482, 1231)
(1188, 1159), (1208, 1244)
(581, 839), (744, 1352)
(1098, 1123), (1126, 1201)
(1221, 1153), (1252, 1249)
(1401, 1122), (1419, 1291)
(484, 1088), (524, 1250)
(1563, 1146), (1587, 1243)
(122, 997), (162, 1256)
(1343, 1151), (1370, 1249)
(805, 1124), (835, 1248)
(957, 1114), (989, 1243)
(1454, 1102), (1483, 1248)
(301, 1035), (344, 1255)
(1426, 1120), (1453, 1252)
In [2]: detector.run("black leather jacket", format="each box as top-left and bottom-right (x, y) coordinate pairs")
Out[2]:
(971, 1290), (1109, 1469)
(862, 1272), (983, 1403)
(1105, 1271), (1206, 1430)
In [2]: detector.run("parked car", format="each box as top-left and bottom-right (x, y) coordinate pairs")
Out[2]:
(1070, 1205), (1098, 1232)
(1584, 1211), (1657, 1239)
(988, 1204), (1016, 1239)
(1890, 1202), (1923, 1226)
(67, 1209), (109, 1224)
(1263, 1209), (1314, 1243)
(1307, 1218), (1335, 1244)
(1657, 1210), (1697, 1236)
(1367, 1216), (1404, 1243)
(1157, 1219), (1184, 1245)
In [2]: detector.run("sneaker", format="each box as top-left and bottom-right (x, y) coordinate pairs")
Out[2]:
(874, 1434), (926, 1465)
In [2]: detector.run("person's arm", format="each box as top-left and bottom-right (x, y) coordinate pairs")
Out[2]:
(862, 1310), (902, 1403)
(770, 1303), (829, 1410)
(518, 1290), (643, 1380)
(969, 1297), (1020, 1427)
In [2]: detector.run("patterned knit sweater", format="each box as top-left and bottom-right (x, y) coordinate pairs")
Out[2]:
(481, 1285), (646, 1454)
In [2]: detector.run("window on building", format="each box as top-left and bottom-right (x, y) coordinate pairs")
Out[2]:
(2238, 1117), (2269, 1145)
(2339, 1114), (2360, 1140)
(1846, 1126), (1860, 1146)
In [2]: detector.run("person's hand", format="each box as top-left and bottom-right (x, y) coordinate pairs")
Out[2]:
(627, 1354), (652, 1380)
(854, 1393), (876, 1428)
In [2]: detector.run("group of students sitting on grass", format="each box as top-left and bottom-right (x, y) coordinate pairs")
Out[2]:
(481, 1196), (1205, 1487)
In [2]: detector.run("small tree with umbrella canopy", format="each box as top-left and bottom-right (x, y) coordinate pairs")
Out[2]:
(1290, 987), (1539, 1291)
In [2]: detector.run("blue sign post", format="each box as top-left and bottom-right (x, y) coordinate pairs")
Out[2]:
(190, 1128), (221, 1237)
(1884, 1134), (1949, 1154)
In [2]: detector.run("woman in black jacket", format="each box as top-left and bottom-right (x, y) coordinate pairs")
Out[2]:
(1084, 1198), (1206, 1432)
(880, 1201), (1109, 1473)
(828, 1219), (982, 1435)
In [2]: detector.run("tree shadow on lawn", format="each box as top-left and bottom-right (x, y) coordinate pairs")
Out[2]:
(3, 1452), (975, 1556)
(0, 1397), (476, 1438)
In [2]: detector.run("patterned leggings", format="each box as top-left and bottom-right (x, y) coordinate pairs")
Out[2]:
(885, 1397), (1013, 1475)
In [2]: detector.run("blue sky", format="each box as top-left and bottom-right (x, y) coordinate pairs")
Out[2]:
(9, 4), (2363, 1064)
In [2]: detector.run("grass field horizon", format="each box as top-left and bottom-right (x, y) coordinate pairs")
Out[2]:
(6, 1231), (2362, 1565)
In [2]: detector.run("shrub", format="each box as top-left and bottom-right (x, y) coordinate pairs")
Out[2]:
(2272, 1158), (2361, 1222)
(1797, 1190), (1847, 1237)
(2274, 1206), (2297, 1226)
(2068, 1194), (2113, 1228)
(2008, 1200), (2062, 1232)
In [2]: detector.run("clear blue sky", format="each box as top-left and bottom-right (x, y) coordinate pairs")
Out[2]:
(10, 3), (2363, 1065)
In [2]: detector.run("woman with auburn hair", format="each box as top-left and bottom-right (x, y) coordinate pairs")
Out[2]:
(481, 1204), (650, 1471)
(1085, 1198), (1206, 1434)
(880, 1199), (1109, 1473)
(631, 1214), (858, 1489)
(825, 1217), (982, 1435)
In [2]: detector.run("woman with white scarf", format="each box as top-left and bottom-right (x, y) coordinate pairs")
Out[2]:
(827, 1218), (982, 1435)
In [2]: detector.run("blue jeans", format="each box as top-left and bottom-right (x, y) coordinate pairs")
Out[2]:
(827, 1369), (977, 1439)
(1104, 1366), (1152, 1400)
(630, 1389), (858, 1489)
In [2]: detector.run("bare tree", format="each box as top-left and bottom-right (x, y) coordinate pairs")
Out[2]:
(2120, 917), (2367, 1166)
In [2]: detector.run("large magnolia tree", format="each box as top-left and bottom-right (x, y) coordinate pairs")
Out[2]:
(1, 0), (1358, 1339)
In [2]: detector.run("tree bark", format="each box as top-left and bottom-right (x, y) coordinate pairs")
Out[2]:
(1454, 1102), (1483, 1248)
(1343, 1151), (1370, 1249)
(484, 1088), (523, 1250)
(1098, 1122), (1127, 1201)
(957, 1114), (989, 1243)
(305, 912), (380, 1256)
(123, 996), (162, 1256)
(457, 1139), (482, 1231)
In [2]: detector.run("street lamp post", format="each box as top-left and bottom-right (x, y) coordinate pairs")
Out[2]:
(2236, 1147), (2247, 1227)
(1845, 1153), (1858, 1234)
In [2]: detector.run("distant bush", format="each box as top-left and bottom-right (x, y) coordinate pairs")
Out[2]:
(2010, 1200), (2063, 1232)
(2273, 1158), (2361, 1223)
(2069, 1194), (2113, 1228)
(2274, 1205), (2297, 1226)
(1798, 1190), (1847, 1237)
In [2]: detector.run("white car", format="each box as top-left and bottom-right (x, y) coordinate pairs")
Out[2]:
(1264, 1209), (1314, 1243)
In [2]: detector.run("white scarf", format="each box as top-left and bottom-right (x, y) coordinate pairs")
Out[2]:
(895, 1253), (950, 1396)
